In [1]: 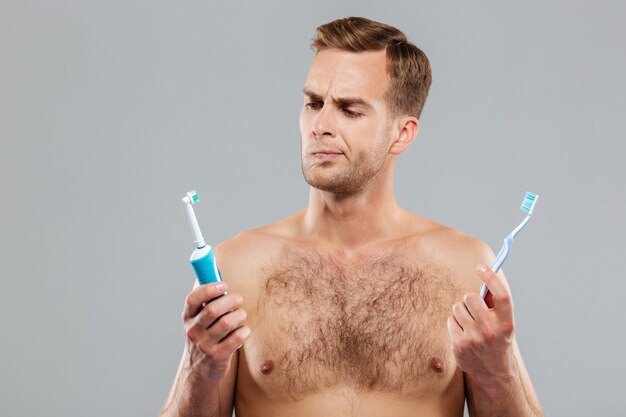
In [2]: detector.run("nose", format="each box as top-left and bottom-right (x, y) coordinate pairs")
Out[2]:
(312, 105), (337, 140)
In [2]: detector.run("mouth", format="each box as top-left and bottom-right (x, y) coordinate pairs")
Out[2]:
(310, 147), (343, 155)
(311, 151), (343, 160)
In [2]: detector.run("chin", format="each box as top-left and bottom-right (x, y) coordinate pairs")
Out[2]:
(302, 170), (359, 194)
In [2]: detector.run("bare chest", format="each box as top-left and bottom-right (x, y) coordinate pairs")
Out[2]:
(240, 247), (463, 401)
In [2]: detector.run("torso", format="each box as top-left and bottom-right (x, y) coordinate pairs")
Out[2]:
(216, 213), (481, 417)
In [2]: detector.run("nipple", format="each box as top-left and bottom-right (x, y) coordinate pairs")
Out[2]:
(260, 359), (275, 375)
(429, 357), (444, 373)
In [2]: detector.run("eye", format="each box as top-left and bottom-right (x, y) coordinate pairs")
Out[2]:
(342, 108), (361, 119)
(305, 101), (323, 110)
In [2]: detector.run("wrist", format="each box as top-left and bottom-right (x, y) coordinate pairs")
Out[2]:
(181, 345), (226, 386)
(159, 365), (221, 417)
(177, 362), (222, 415)
(469, 349), (521, 395)
(182, 366), (221, 394)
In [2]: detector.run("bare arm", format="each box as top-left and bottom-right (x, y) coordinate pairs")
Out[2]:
(158, 280), (250, 417)
(448, 240), (543, 417)
(464, 335), (543, 417)
(159, 346), (238, 417)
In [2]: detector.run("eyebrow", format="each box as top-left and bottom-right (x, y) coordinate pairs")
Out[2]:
(302, 88), (373, 109)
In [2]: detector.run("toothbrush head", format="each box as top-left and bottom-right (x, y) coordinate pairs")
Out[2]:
(520, 191), (538, 216)
(182, 190), (199, 205)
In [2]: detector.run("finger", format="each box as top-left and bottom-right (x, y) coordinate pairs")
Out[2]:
(447, 316), (463, 343)
(205, 308), (248, 344)
(194, 293), (244, 329)
(213, 326), (252, 358)
(452, 301), (475, 330)
(463, 291), (489, 323)
(476, 264), (513, 320)
(183, 282), (228, 320)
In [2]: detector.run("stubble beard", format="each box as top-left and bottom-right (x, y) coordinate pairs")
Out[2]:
(300, 138), (390, 195)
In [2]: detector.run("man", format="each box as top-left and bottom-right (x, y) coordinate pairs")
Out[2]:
(159, 17), (543, 417)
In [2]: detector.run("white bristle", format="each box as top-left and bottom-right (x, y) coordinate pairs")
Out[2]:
(186, 190), (199, 205)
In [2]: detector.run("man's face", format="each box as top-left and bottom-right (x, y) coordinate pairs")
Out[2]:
(299, 48), (395, 194)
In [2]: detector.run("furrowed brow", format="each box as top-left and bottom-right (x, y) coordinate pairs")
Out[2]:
(302, 89), (323, 101)
(302, 88), (372, 109)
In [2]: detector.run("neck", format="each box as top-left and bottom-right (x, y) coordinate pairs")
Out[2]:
(300, 159), (407, 249)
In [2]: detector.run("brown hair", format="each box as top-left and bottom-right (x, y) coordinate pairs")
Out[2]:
(311, 17), (432, 120)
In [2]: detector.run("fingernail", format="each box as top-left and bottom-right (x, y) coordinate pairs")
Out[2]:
(477, 264), (488, 273)
(216, 282), (226, 291)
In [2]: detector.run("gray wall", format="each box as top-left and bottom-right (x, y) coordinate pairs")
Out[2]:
(1, 1), (624, 416)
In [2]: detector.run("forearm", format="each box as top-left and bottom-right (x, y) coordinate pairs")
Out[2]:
(158, 362), (221, 417)
(162, 279), (245, 417)
(465, 357), (543, 417)
(450, 262), (544, 417)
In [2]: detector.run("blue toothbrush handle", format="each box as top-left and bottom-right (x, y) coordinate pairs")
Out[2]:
(492, 236), (512, 273)
(479, 237), (512, 299)
(190, 245), (224, 286)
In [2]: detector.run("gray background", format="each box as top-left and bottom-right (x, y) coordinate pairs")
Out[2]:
(1, 0), (624, 416)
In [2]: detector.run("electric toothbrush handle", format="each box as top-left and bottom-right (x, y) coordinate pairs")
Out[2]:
(190, 245), (224, 286)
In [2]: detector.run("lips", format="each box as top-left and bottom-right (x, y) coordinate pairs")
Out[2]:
(310, 151), (343, 161)
(310, 148), (343, 155)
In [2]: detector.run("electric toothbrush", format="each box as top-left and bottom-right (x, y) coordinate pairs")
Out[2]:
(181, 190), (224, 286)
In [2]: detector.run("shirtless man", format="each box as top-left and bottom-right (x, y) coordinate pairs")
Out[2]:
(159, 17), (544, 417)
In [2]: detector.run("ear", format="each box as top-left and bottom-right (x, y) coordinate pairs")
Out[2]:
(389, 116), (419, 155)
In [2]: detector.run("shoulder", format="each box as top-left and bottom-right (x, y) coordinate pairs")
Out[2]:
(214, 214), (300, 261)
(212, 218), (299, 299)
(408, 218), (500, 292)
(213, 229), (283, 276)
(425, 226), (495, 264)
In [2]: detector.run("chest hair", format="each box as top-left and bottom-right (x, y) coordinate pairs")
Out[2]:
(253, 245), (460, 399)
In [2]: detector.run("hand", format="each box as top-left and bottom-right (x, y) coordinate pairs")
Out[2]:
(182, 282), (251, 382)
(447, 264), (516, 379)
